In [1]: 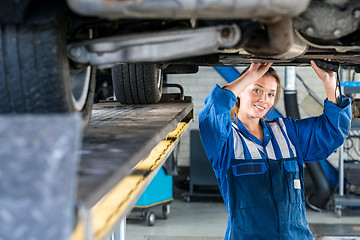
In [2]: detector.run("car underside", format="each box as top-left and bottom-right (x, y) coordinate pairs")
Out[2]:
(1, 0), (360, 114)
(64, 0), (360, 67)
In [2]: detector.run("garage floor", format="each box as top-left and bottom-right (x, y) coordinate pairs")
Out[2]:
(126, 196), (360, 240)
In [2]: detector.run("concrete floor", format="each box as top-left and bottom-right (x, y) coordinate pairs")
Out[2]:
(127, 200), (226, 240)
(126, 197), (360, 240)
(124, 168), (360, 240)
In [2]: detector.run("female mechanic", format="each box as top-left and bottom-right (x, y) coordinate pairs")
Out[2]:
(199, 61), (351, 239)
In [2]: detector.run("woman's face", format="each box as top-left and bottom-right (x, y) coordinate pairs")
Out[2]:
(238, 75), (278, 120)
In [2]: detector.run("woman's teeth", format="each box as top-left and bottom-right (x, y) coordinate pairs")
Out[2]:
(255, 105), (265, 110)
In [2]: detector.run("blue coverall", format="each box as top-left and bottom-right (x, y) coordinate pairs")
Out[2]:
(199, 85), (351, 240)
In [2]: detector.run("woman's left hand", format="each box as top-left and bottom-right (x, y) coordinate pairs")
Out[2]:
(310, 59), (338, 104)
(310, 60), (336, 84)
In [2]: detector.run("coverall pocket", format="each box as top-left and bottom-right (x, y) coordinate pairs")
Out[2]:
(231, 162), (271, 231)
(231, 162), (270, 209)
(284, 160), (304, 204)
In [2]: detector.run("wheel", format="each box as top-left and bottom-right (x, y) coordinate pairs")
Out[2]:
(162, 204), (170, 219)
(111, 63), (163, 104)
(184, 196), (191, 203)
(335, 206), (342, 218)
(146, 211), (156, 226)
(0, 15), (95, 125)
(70, 65), (96, 127)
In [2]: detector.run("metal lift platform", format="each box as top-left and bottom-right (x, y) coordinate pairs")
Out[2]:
(72, 97), (193, 240)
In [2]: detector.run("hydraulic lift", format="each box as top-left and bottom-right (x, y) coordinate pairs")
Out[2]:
(0, 95), (193, 240)
(73, 97), (193, 240)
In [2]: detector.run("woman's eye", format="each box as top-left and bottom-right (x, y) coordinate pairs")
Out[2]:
(253, 89), (261, 94)
(268, 93), (275, 98)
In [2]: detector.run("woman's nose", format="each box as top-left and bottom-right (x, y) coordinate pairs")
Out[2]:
(259, 93), (267, 102)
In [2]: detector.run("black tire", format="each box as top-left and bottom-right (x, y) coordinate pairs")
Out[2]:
(0, 15), (94, 123)
(162, 204), (170, 219)
(111, 63), (163, 104)
(145, 211), (156, 226)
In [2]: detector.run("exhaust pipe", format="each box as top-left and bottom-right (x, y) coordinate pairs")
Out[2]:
(67, 0), (310, 20)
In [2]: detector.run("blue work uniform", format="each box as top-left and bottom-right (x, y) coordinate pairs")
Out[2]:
(199, 85), (351, 240)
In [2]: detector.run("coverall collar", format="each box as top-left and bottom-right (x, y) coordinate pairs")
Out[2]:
(234, 118), (272, 147)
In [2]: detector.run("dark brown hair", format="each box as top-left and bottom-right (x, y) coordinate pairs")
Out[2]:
(230, 66), (281, 121)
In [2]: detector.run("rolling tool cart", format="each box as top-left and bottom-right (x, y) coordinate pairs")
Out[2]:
(334, 119), (360, 217)
(334, 80), (360, 217)
(130, 166), (173, 226)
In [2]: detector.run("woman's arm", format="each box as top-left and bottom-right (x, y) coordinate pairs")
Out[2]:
(284, 61), (351, 163)
(199, 85), (236, 169)
(285, 100), (351, 163)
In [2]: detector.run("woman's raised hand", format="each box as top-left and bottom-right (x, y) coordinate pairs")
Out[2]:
(310, 60), (336, 84)
(247, 62), (273, 80)
(310, 59), (338, 104)
(224, 62), (273, 97)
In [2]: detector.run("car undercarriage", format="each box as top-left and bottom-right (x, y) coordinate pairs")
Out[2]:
(1, 0), (360, 110)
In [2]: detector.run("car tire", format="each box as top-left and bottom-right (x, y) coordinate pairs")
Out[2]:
(0, 16), (95, 125)
(111, 63), (163, 104)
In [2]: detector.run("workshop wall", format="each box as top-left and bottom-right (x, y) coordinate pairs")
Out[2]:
(167, 66), (342, 167)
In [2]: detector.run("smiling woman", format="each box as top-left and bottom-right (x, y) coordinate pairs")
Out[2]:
(199, 62), (352, 240)
(229, 66), (281, 124)
(237, 76), (278, 130)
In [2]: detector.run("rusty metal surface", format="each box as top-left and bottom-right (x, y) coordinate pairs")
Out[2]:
(77, 100), (193, 208)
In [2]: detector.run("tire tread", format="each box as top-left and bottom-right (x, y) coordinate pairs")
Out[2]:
(0, 19), (74, 113)
(112, 63), (162, 104)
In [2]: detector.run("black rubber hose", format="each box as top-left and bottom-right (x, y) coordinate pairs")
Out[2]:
(284, 90), (300, 119)
(284, 77), (331, 210)
(305, 162), (332, 210)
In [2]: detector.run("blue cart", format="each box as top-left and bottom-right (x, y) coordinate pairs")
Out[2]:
(131, 167), (173, 226)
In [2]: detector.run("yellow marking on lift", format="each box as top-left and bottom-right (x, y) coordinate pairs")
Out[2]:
(71, 120), (191, 240)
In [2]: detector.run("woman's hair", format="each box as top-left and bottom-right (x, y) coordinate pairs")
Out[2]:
(230, 66), (281, 121)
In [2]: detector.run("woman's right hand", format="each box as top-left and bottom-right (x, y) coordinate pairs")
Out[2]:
(223, 62), (273, 97)
(247, 62), (273, 80)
